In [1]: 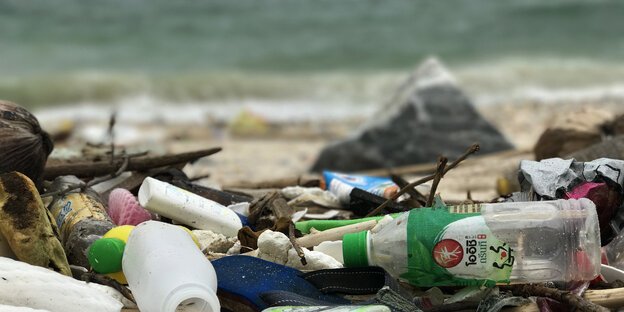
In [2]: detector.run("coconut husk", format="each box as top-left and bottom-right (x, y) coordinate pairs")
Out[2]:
(0, 100), (53, 188)
(0, 171), (71, 276)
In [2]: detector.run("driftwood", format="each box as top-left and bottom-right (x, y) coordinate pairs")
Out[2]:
(223, 175), (320, 189)
(502, 284), (609, 312)
(43, 147), (221, 180)
(358, 148), (529, 177)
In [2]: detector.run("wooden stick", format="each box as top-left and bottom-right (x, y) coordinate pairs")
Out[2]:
(391, 174), (425, 207)
(223, 175), (320, 189)
(296, 220), (378, 248)
(502, 284), (609, 312)
(365, 144), (480, 217)
(358, 147), (527, 177)
(43, 147), (221, 180)
(425, 156), (448, 207)
(289, 222), (307, 265)
(583, 287), (624, 309)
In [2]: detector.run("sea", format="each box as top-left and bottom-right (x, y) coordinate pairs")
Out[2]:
(1, 0), (624, 124)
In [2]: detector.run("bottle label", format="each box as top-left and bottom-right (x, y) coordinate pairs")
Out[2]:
(401, 204), (513, 286)
(50, 193), (111, 242)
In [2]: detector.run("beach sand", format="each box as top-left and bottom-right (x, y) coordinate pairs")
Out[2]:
(46, 100), (624, 202)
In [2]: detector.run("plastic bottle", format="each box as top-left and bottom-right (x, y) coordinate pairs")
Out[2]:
(321, 171), (403, 204)
(48, 175), (115, 268)
(602, 227), (624, 270)
(138, 177), (242, 237)
(342, 199), (600, 287)
(123, 221), (220, 312)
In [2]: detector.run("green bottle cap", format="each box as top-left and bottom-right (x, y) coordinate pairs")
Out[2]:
(88, 238), (125, 274)
(342, 231), (369, 267)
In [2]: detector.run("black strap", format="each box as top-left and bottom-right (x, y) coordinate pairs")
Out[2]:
(302, 266), (412, 300)
(260, 267), (418, 312)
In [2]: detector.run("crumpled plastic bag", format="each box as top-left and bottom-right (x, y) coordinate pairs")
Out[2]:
(282, 186), (342, 209)
(518, 158), (624, 198)
(0, 256), (123, 312)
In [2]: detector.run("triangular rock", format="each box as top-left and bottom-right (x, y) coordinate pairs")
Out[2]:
(311, 58), (513, 172)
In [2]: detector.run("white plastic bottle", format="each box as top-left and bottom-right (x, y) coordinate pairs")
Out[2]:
(138, 177), (242, 237)
(342, 198), (600, 286)
(123, 221), (220, 312)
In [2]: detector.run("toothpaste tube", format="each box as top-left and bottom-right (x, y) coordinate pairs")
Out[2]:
(321, 171), (400, 204)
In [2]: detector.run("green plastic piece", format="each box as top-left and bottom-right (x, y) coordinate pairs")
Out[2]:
(88, 238), (125, 274)
(342, 230), (369, 267)
(295, 213), (403, 234)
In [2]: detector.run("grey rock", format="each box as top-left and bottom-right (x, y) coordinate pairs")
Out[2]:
(311, 58), (513, 172)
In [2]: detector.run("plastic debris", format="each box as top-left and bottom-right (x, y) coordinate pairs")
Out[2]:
(108, 188), (152, 226)
(48, 175), (115, 268)
(123, 221), (220, 312)
(282, 186), (342, 208)
(139, 177), (243, 237)
(343, 199), (600, 286)
(0, 256), (123, 312)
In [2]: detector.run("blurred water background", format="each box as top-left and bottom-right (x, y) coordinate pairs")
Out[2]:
(2, 0), (624, 122)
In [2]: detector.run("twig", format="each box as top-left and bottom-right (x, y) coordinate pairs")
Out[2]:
(43, 147), (221, 180)
(391, 174), (424, 207)
(108, 112), (116, 165)
(42, 154), (133, 199)
(289, 222), (307, 266)
(501, 284), (609, 312)
(426, 156), (448, 207)
(43, 155), (134, 211)
(81, 272), (135, 304)
(365, 143), (480, 217)
(189, 173), (211, 181)
(84, 155), (130, 189)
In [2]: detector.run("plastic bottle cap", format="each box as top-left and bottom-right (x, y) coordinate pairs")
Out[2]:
(88, 238), (125, 274)
(342, 231), (369, 267)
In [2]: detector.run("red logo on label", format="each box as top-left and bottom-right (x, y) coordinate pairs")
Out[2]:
(433, 239), (464, 268)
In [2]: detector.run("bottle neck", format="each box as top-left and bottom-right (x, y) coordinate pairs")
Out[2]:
(162, 284), (220, 312)
(342, 230), (370, 267)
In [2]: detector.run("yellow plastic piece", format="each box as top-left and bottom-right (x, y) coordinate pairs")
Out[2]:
(102, 225), (135, 242)
(178, 225), (201, 248)
(105, 271), (127, 284)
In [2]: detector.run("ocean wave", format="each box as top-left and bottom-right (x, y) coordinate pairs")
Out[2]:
(7, 57), (624, 114)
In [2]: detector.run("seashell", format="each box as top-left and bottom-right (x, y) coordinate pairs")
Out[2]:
(0, 100), (53, 188)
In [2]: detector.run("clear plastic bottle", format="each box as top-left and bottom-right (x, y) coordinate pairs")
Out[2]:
(122, 221), (220, 312)
(342, 199), (600, 286)
(602, 227), (624, 270)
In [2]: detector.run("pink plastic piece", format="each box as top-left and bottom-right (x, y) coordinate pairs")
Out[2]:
(565, 182), (603, 200)
(108, 188), (152, 226)
(565, 181), (621, 240)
